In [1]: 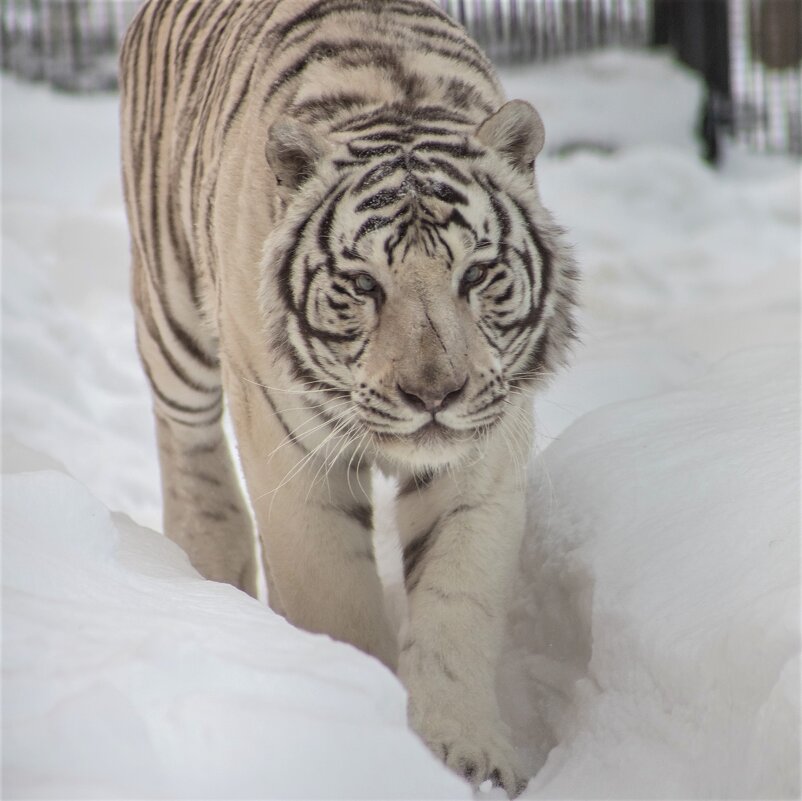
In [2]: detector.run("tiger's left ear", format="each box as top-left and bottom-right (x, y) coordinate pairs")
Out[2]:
(266, 118), (330, 193)
(476, 100), (545, 174)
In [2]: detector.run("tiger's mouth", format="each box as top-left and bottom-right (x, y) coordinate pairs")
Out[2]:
(363, 412), (505, 468)
(418, 419), (449, 432)
(369, 415), (499, 447)
(410, 419), (464, 443)
(370, 420), (460, 444)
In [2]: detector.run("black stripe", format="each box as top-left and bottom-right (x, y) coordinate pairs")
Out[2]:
(478, 175), (511, 239)
(508, 194), (553, 317)
(383, 212), (413, 265)
(143, 361), (223, 422)
(222, 62), (256, 139)
(291, 92), (370, 121)
(407, 22), (493, 70)
(397, 468), (437, 496)
(420, 180), (468, 206)
(317, 187), (348, 256)
(343, 339), (368, 366)
(492, 285), (514, 304)
(356, 403), (405, 422)
(485, 269), (507, 289)
(356, 130), (416, 144)
(175, 2), (220, 79)
(142, 310), (218, 394)
(429, 157), (471, 185)
(177, 467), (223, 487)
(275, 0), (460, 51)
(348, 142), (404, 160)
(164, 195), (202, 314)
(341, 503), (372, 529)
(355, 187), (405, 213)
(333, 105), (473, 134)
(412, 140), (484, 159)
(249, 369), (310, 455)
(403, 518), (440, 590)
(354, 213), (398, 242)
(442, 206), (473, 233)
(340, 246), (365, 263)
(511, 331), (550, 388)
(264, 38), (389, 108)
(352, 156), (406, 193)
(273, 0), (364, 44)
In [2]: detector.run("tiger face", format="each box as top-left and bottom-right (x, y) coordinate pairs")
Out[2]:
(264, 101), (572, 469)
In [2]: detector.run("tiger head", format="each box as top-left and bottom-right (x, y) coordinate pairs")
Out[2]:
(262, 100), (577, 469)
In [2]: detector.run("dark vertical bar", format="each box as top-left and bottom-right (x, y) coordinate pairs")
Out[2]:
(752, 0), (802, 70)
(568, 0), (579, 54)
(68, 0), (82, 76)
(522, 0), (534, 60)
(651, 0), (731, 161)
(30, 0), (43, 78)
(508, 0), (519, 61)
(1, 0), (10, 70)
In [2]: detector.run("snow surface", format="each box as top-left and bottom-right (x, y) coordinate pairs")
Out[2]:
(3, 48), (800, 799)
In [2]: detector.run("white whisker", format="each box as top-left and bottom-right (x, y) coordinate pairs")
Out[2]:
(238, 373), (347, 396)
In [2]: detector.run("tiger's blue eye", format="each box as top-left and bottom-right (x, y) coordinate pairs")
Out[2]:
(353, 273), (378, 294)
(462, 264), (487, 287)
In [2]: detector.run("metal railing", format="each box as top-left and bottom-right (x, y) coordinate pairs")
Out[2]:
(729, 0), (801, 154)
(1, 0), (138, 90)
(440, 0), (652, 63)
(1, 0), (800, 155)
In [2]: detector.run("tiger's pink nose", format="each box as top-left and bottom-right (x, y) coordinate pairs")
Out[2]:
(396, 376), (467, 413)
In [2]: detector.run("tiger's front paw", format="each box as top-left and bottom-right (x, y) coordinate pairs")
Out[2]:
(413, 712), (528, 798)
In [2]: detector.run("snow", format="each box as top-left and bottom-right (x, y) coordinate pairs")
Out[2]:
(502, 346), (799, 798)
(502, 49), (704, 155)
(3, 47), (800, 799)
(4, 471), (463, 799)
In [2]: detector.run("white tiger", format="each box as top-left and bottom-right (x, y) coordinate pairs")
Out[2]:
(120, 0), (577, 795)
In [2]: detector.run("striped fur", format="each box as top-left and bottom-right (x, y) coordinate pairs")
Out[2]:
(120, 1), (577, 796)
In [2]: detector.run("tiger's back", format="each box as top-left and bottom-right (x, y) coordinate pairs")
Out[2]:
(120, 2), (576, 796)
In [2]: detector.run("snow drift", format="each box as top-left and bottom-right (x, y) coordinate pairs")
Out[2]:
(502, 346), (799, 798)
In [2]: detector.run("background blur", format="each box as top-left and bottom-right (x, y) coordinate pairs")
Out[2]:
(2, 0), (801, 159)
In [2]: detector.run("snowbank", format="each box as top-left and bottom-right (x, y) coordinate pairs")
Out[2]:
(3, 469), (466, 799)
(500, 347), (800, 798)
(2, 44), (800, 800)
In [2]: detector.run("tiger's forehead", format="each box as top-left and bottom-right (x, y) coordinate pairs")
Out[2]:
(337, 156), (496, 271)
(343, 201), (493, 272)
(362, 214), (476, 272)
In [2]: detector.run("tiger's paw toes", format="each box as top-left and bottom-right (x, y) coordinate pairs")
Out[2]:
(418, 717), (528, 799)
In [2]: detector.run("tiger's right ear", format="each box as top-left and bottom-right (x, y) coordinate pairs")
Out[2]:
(265, 119), (330, 193)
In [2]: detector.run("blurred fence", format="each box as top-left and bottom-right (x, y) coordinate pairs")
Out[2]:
(1, 0), (800, 155)
(729, 0), (802, 154)
(1, 0), (138, 90)
(440, 0), (652, 62)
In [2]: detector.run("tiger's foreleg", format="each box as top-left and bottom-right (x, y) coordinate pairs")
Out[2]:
(133, 258), (259, 597)
(397, 406), (533, 797)
(224, 373), (399, 671)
